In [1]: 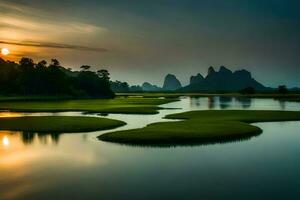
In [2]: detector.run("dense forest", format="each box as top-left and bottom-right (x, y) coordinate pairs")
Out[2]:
(0, 57), (114, 98)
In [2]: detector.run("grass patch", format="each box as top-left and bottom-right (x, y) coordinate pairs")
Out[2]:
(99, 110), (300, 146)
(0, 97), (177, 114)
(0, 116), (126, 133)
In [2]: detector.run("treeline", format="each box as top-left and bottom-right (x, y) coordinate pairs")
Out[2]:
(110, 80), (142, 93)
(0, 57), (114, 98)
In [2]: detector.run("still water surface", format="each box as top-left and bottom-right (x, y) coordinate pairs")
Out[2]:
(1, 97), (300, 200)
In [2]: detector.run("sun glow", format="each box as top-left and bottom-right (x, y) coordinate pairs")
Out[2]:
(1, 48), (10, 56)
(2, 136), (10, 147)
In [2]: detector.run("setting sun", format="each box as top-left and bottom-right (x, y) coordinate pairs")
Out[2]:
(1, 48), (10, 56)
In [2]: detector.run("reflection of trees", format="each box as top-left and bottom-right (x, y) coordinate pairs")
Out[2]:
(190, 97), (201, 107)
(38, 134), (48, 144)
(21, 132), (35, 145)
(208, 97), (215, 109)
(50, 133), (60, 144)
(219, 96), (232, 109)
(278, 100), (286, 110)
(21, 132), (61, 145)
(235, 97), (252, 109)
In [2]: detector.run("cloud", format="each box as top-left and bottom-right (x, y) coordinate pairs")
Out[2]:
(0, 40), (108, 52)
(0, 0), (108, 45)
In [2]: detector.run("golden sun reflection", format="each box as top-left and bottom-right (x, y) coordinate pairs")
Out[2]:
(0, 112), (22, 118)
(2, 136), (10, 147)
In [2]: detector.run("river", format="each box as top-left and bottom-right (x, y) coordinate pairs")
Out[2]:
(0, 97), (300, 199)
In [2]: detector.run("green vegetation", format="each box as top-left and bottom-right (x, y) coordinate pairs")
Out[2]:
(0, 97), (177, 114)
(99, 110), (300, 146)
(0, 116), (125, 133)
(0, 57), (113, 98)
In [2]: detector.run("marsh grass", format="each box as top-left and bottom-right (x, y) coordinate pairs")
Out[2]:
(0, 116), (126, 133)
(0, 97), (177, 114)
(99, 110), (300, 146)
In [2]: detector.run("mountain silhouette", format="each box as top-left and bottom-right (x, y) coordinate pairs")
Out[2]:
(190, 73), (204, 85)
(142, 82), (162, 91)
(163, 74), (182, 91)
(179, 66), (267, 92)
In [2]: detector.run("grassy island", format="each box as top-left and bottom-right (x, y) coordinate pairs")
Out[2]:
(0, 97), (177, 114)
(0, 116), (126, 133)
(99, 110), (300, 146)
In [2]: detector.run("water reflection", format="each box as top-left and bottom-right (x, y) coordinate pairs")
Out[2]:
(0, 112), (22, 118)
(190, 96), (254, 110)
(0, 97), (298, 147)
(235, 97), (252, 109)
(279, 100), (286, 110)
(0, 132), (62, 147)
(208, 96), (216, 109)
(0, 98), (300, 199)
(190, 97), (201, 107)
(2, 135), (10, 147)
(21, 132), (61, 145)
(219, 96), (233, 109)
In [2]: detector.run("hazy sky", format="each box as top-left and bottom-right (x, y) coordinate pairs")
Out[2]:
(0, 0), (299, 87)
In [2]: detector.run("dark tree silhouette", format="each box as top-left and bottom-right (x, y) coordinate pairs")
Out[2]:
(239, 87), (255, 94)
(0, 57), (115, 98)
(19, 58), (35, 70)
(97, 69), (110, 81)
(80, 65), (91, 71)
(51, 59), (60, 67)
(110, 80), (130, 92)
(36, 60), (47, 70)
(278, 85), (288, 94)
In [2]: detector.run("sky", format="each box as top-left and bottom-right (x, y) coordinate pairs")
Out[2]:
(0, 0), (299, 87)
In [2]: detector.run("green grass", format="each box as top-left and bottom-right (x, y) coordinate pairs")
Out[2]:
(99, 110), (300, 146)
(0, 116), (126, 133)
(0, 97), (177, 114)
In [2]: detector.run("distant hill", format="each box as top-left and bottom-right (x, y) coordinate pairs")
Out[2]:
(179, 66), (267, 92)
(163, 74), (182, 91)
(142, 82), (162, 91)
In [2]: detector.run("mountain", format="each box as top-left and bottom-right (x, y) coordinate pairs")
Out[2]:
(290, 87), (300, 92)
(163, 74), (182, 91)
(142, 82), (162, 91)
(190, 73), (204, 85)
(179, 66), (267, 92)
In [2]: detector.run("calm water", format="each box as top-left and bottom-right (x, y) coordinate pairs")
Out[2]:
(1, 97), (300, 200)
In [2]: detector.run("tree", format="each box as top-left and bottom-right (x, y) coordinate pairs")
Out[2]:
(97, 69), (110, 81)
(278, 85), (288, 94)
(130, 85), (143, 92)
(80, 65), (91, 71)
(110, 80), (129, 92)
(0, 57), (115, 98)
(50, 59), (60, 67)
(36, 60), (47, 70)
(19, 57), (35, 70)
(239, 87), (255, 94)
